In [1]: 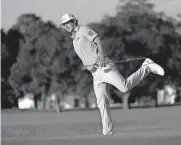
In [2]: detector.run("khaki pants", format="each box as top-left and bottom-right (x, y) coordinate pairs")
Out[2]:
(92, 58), (150, 135)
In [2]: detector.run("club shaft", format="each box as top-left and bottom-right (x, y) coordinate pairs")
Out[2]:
(84, 57), (146, 67)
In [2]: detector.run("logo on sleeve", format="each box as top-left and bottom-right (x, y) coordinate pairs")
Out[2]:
(88, 31), (94, 36)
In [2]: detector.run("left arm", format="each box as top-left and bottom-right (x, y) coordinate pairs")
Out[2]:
(83, 26), (106, 67)
(94, 36), (106, 67)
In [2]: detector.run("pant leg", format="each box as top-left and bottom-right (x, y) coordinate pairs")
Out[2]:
(93, 75), (113, 135)
(101, 63), (150, 93)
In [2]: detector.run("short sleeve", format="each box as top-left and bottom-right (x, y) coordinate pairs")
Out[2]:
(82, 26), (99, 41)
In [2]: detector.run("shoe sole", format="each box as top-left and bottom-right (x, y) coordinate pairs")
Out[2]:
(143, 62), (165, 76)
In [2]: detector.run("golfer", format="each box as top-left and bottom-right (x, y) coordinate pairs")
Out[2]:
(61, 13), (165, 135)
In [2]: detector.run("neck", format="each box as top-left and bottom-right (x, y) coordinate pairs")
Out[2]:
(72, 25), (79, 34)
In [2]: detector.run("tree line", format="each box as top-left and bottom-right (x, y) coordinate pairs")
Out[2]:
(1, 0), (181, 109)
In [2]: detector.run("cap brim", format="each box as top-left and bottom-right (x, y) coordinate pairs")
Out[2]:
(61, 19), (72, 25)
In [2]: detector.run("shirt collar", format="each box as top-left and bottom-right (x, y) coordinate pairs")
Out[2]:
(71, 25), (80, 39)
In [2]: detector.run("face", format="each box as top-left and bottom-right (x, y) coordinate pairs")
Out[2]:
(63, 20), (76, 33)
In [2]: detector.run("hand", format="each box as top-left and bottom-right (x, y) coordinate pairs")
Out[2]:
(99, 61), (106, 67)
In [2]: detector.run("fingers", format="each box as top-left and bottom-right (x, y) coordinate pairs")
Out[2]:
(99, 62), (106, 67)
(102, 63), (106, 67)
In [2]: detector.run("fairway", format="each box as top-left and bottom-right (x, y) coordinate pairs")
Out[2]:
(2, 106), (181, 145)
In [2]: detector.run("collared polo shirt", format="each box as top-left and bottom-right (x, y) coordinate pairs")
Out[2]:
(71, 25), (99, 70)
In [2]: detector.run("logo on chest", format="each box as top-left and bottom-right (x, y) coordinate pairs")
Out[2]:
(75, 37), (80, 41)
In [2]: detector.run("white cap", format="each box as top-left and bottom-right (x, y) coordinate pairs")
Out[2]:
(61, 13), (76, 24)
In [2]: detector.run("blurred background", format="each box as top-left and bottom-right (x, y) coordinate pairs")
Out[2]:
(1, 0), (181, 111)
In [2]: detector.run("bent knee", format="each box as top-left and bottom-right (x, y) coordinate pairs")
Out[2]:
(97, 98), (110, 108)
(121, 86), (130, 93)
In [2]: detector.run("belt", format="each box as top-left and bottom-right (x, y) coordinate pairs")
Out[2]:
(90, 64), (99, 73)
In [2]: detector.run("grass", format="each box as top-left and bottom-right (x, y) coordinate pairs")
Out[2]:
(1, 106), (181, 145)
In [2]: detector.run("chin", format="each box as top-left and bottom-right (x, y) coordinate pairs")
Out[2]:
(68, 30), (72, 33)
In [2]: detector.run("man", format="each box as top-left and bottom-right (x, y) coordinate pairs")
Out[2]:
(61, 13), (165, 135)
